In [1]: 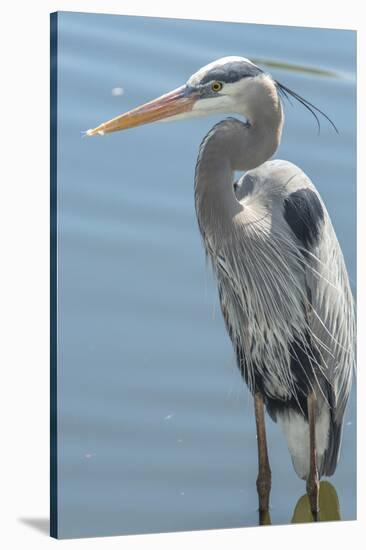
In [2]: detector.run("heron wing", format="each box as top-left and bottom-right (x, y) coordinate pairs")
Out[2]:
(283, 184), (355, 475)
(223, 161), (354, 476)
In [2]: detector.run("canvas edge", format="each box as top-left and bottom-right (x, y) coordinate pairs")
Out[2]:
(50, 10), (58, 540)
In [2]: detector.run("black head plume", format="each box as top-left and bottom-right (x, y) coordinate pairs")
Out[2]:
(275, 80), (338, 135)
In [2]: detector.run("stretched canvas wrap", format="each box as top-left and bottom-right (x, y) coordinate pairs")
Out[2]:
(50, 11), (356, 539)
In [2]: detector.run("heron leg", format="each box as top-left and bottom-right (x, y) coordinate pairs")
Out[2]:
(306, 391), (320, 520)
(254, 392), (272, 517)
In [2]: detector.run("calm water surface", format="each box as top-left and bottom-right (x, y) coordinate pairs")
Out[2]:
(56, 12), (356, 538)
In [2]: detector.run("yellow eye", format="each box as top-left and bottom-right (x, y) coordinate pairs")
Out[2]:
(211, 81), (223, 92)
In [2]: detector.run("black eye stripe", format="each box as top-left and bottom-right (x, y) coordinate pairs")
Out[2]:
(199, 61), (263, 86)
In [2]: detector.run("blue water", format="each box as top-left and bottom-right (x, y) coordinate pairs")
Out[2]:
(55, 12), (356, 538)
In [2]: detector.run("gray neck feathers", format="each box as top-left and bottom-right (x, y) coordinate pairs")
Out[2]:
(194, 77), (283, 243)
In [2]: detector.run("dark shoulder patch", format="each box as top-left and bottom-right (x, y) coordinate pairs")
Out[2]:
(233, 180), (240, 196)
(283, 188), (324, 251)
(234, 174), (255, 200)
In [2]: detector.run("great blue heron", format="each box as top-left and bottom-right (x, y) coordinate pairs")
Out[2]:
(87, 56), (355, 520)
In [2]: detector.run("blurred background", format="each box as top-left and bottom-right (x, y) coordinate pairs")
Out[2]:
(55, 11), (356, 538)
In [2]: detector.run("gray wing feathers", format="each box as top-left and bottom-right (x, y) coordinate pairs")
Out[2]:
(278, 163), (355, 475)
(305, 215), (355, 475)
(239, 160), (355, 475)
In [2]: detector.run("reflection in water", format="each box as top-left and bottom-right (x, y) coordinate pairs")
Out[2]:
(258, 482), (341, 526)
(292, 481), (341, 523)
(259, 510), (272, 526)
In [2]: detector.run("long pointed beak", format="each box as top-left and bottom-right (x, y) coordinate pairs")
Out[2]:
(86, 85), (196, 136)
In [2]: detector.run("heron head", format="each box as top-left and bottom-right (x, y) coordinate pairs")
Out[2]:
(185, 56), (267, 116)
(86, 56), (270, 136)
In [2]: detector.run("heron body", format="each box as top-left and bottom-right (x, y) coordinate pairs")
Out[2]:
(88, 56), (355, 517)
(197, 150), (353, 480)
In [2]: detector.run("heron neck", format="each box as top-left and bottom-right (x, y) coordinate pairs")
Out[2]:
(194, 94), (283, 241)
